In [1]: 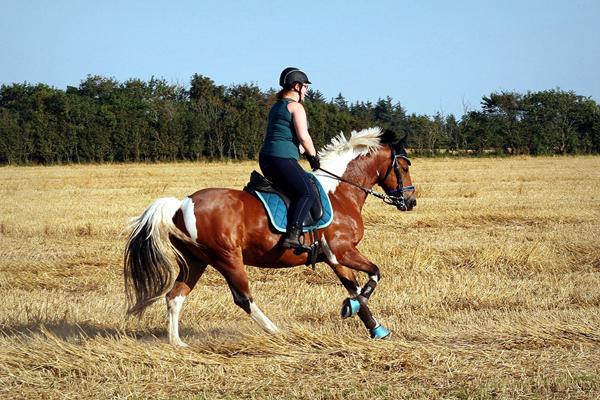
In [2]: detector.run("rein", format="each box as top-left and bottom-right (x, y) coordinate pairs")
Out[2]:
(316, 145), (414, 209)
(316, 164), (414, 207)
(316, 167), (388, 199)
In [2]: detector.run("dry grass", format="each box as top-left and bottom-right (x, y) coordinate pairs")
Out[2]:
(1, 156), (600, 399)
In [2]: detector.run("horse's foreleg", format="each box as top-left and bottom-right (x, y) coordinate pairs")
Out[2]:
(166, 254), (207, 347)
(330, 264), (384, 331)
(335, 248), (381, 303)
(215, 255), (280, 335)
(326, 245), (390, 339)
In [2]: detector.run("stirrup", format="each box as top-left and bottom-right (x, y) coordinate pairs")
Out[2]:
(282, 235), (303, 249)
(282, 226), (304, 249)
(292, 243), (312, 254)
(283, 236), (311, 253)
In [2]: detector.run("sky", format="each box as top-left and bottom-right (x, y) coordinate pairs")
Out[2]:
(1, 0), (599, 117)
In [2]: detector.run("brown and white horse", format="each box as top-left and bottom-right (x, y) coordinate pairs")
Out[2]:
(124, 127), (416, 346)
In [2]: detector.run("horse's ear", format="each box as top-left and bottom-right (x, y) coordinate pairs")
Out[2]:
(380, 128), (400, 144)
(395, 133), (410, 161)
(398, 134), (408, 150)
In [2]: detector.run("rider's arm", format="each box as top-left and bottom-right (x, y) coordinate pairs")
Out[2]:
(289, 102), (317, 157)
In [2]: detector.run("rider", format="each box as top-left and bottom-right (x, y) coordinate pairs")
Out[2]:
(259, 67), (320, 249)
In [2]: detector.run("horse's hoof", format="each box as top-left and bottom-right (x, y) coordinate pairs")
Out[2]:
(370, 325), (391, 339)
(340, 297), (361, 319)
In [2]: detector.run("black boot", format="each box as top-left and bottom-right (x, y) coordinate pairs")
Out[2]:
(282, 225), (304, 249)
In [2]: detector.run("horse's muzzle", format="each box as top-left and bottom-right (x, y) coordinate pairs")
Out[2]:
(400, 196), (416, 211)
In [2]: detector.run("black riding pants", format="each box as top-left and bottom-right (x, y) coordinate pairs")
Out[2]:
(259, 154), (316, 229)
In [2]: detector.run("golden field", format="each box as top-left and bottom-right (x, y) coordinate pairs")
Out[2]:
(1, 156), (599, 399)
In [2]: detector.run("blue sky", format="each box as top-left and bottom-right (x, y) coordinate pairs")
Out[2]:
(1, 0), (599, 117)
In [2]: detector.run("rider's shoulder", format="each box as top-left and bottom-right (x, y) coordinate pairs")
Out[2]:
(286, 100), (305, 114)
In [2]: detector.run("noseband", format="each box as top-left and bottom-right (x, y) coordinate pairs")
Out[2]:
(316, 145), (415, 210)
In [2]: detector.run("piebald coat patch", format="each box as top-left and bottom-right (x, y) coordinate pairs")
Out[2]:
(315, 127), (384, 194)
(181, 197), (198, 242)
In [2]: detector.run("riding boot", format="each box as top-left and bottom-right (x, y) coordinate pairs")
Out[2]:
(282, 224), (304, 249)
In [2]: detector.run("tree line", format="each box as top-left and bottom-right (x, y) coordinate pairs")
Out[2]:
(1, 74), (599, 164)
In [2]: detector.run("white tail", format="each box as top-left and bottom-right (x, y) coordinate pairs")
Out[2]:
(123, 197), (188, 316)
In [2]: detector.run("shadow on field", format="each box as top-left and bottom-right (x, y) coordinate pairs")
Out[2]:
(1, 321), (243, 345)
(2, 321), (162, 341)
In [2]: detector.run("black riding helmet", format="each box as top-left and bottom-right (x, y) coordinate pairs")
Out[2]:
(279, 67), (311, 88)
(279, 67), (311, 102)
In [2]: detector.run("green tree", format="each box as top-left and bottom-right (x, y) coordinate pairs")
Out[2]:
(333, 93), (348, 112)
(225, 83), (267, 159)
(522, 89), (592, 154)
(481, 92), (526, 154)
(0, 108), (23, 163)
(189, 74), (227, 159)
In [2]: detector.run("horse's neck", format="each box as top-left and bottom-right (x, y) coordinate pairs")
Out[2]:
(331, 156), (380, 212)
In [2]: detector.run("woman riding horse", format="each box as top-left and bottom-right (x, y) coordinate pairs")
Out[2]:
(124, 127), (416, 346)
(259, 67), (320, 250)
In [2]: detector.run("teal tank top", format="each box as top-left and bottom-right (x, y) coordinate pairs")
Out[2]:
(260, 99), (300, 160)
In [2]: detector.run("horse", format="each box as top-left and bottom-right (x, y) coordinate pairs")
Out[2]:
(123, 127), (416, 346)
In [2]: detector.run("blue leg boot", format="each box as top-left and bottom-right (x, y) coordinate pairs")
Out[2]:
(340, 297), (361, 319)
(369, 324), (391, 339)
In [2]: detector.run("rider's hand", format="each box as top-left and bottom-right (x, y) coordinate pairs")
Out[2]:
(306, 154), (320, 171)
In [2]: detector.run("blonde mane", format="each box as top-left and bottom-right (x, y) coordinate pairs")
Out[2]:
(315, 127), (384, 193)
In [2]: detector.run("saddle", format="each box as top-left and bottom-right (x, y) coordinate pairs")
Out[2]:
(243, 170), (333, 233)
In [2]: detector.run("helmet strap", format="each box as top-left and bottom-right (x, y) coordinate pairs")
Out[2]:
(293, 83), (303, 103)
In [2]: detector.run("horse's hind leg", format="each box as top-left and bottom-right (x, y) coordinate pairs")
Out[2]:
(166, 250), (207, 347)
(213, 253), (279, 334)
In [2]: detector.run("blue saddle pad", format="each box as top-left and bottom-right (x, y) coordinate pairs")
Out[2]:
(254, 172), (333, 233)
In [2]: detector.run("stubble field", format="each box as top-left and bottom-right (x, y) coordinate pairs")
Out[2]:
(1, 156), (599, 399)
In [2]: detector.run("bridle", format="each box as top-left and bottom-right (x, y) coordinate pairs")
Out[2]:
(380, 145), (415, 209)
(316, 145), (415, 211)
